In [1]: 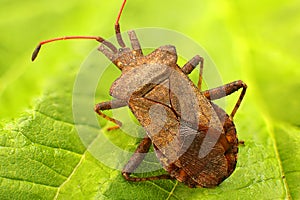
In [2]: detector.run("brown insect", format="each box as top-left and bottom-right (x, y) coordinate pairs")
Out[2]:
(32, 0), (247, 188)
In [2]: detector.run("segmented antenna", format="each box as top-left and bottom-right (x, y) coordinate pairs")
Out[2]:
(31, 36), (107, 61)
(115, 0), (127, 47)
(32, 0), (128, 61)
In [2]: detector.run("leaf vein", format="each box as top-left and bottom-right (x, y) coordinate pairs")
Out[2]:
(35, 109), (100, 130)
(0, 175), (58, 188)
(53, 153), (86, 199)
(34, 142), (82, 156)
(28, 157), (69, 179)
(146, 180), (181, 200)
(53, 125), (103, 199)
(264, 117), (291, 198)
(166, 181), (180, 200)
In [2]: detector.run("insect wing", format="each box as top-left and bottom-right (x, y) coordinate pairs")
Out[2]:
(129, 96), (182, 162)
(175, 123), (229, 187)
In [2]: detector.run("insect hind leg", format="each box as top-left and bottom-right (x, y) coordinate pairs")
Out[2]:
(203, 80), (247, 119)
(122, 137), (173, 182)
(181, 56), (247, 119)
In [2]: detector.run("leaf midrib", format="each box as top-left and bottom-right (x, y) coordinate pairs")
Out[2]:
(264, 116), (291, 199)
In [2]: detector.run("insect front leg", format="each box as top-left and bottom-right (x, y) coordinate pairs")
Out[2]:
(203, 80), (247, 119)
(122, 136), (173, 182)
(94, 99), (127, 131)
(181, 55), (204, 90)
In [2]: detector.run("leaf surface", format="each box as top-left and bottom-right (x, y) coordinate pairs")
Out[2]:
(1, 0), (299, 199)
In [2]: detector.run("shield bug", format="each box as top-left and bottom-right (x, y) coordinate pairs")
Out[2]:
(32, 0), (247, 188)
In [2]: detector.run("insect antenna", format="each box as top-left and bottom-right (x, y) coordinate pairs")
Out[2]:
(115, 0), (127, 48)
(31, 36), (118, 61)
(31, 0), (128, 61)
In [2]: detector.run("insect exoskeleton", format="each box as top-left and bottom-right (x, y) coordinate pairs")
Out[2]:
(32, 0), (247, 188)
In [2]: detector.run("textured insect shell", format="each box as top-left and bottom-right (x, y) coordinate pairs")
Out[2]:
(109, 44), (234, 187)
(127, 65), (229, 187)
(152, 103), (239, 188)
(109, 45), (178, 101)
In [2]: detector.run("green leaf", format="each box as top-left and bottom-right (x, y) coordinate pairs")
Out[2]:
(1, 0), (299, 199)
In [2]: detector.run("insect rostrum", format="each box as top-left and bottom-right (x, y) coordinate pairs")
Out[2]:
(32, 0), (247, 188)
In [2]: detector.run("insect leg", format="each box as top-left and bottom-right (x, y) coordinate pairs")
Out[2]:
(181, 55), (204, 90)
(94, 99), (127, 131)
(128, 30), (143, 56)
(122, 136), (173, 182)
(203, 80), (247, 118)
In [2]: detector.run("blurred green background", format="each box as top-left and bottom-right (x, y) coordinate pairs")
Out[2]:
(1, 0), (300, 199)
(1, 0), (300, 124)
